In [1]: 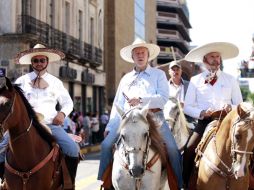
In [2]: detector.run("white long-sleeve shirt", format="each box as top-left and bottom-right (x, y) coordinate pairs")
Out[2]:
(15, 72), (73, 124)
(106, 65), (169, 132)
(184, 70), (243, 119)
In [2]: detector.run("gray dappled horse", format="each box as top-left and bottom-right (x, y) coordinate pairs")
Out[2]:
(112, 105), (168, 190)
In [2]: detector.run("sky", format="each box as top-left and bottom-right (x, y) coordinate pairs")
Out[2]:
(187, 0), (254, 76)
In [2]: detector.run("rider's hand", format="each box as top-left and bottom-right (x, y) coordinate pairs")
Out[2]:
(200, 108), (214, 119)
(223, 104), (232, 113)
(52, 112), (65, 126)
(128, 97), (142, 107)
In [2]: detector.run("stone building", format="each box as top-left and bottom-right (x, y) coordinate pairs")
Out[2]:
(0, 0), (105, 115)
(104, 0), (157, 106)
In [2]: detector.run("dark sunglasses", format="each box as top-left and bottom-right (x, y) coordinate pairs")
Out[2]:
(31, 58), (47, 63)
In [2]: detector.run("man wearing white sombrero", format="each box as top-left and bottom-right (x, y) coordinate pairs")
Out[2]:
(98, 38), (183, 189)
(0, 44), (80, 188)
(182, 42), (243, 187)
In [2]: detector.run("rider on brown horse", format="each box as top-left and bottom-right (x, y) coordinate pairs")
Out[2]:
(0, 44), (80, 187)
(182, 42), (243, 188)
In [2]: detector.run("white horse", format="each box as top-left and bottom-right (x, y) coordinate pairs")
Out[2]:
(164, 96), (192, 152)
(112, 105), (168, 190)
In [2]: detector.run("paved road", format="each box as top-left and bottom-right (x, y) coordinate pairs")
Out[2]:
(75, 152), (102, 190)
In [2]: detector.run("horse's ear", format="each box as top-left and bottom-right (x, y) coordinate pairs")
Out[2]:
(115, 104), (125, 118)
(0, 77), (7, 89)
(237, 102), (248, 118)
(140, 103), (149, 118)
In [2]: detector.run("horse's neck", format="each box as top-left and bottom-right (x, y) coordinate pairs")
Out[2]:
(8, 119), (49, 169)
(214, 125), (232, 164)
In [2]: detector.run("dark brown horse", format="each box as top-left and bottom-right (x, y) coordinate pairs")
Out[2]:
(193, 102), (254, 190)
(0, 77), (67, 190)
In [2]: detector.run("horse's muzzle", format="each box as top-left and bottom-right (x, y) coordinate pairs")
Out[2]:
(129, 166), (144, 178)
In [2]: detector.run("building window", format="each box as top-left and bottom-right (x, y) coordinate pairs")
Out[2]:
(134, 0), (145, 39)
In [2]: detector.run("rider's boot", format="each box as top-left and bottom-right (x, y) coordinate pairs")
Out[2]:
(182, 132), (201, 188)
(65, 156), (79, 187)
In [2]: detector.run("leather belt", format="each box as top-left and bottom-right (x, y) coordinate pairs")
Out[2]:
(149, 108), (162, 113)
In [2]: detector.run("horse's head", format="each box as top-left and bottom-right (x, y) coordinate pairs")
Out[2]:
(230, 102), (254, 179)
(0, 77), (14, 134)
(167, 97), (179, 123)
(116, 105), (150, 178)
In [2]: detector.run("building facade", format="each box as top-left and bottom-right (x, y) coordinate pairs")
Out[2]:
(156, 0), (195, 80)
(104, 0), (157, 106)
(0, 0), (105, 115)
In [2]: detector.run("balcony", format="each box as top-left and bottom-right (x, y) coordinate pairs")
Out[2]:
(157, 0), (191, 28)
(16, 15), (102, 67)
(157, 12), (191, 42)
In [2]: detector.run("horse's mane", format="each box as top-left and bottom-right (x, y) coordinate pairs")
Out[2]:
(13, 85), (56, 146)
(146, 112), (167, 166)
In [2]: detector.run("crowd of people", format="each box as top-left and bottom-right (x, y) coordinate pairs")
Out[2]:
(63, 110), (109, 147)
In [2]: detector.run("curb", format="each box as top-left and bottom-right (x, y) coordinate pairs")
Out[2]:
(80, 144), (101, 155)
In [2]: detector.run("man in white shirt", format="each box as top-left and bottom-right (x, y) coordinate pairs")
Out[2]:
(168, 60), (186, 106)
(98, 38), (182, 189)
(0, 44), (80, 187)
(182, 42), (243, 187)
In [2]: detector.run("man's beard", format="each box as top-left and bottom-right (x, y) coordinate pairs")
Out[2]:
(207, 60), (220, 72)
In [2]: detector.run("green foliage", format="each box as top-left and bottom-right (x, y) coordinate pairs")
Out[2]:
(241, 87), (254, 102)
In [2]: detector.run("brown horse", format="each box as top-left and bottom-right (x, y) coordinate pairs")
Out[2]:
(193, 102), (254, 190)
(0, 77), (66, 190)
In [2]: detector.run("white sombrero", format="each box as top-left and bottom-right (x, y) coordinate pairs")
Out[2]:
(16, 44), (65, 65)
(184, 42), (239, 63)
(120, 38), (160, 63)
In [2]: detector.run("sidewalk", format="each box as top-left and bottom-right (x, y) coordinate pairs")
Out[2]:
(80, 143), (101, 155)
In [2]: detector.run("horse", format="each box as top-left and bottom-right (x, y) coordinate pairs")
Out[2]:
(0, 77), (65, 190)
(193, 102), (254, 190)
(111, 105), (168, 190)
(164, 96), (192, 152)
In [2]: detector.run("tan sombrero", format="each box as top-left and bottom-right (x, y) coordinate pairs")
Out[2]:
(120, 38), (160, 63)
(16, 44), (65, 65)
(184, 42), (239, 63)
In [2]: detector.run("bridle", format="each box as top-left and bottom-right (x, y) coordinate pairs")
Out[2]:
(231, 110), (254, 160)
(0, 93), (16, 138)
(0, 92), (34, 143)
(115, 111), (151, 179)
(212, 109), (254, 175)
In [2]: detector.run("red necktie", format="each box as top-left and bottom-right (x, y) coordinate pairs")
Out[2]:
(205, 75), (217, 85)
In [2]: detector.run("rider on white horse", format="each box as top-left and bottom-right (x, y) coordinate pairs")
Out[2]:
(97, 38), (183, 189)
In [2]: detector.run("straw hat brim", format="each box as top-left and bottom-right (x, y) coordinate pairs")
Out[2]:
(120, 43), (160, 63)
(184, 42), (239, 63)
(16, 48), (65, 65)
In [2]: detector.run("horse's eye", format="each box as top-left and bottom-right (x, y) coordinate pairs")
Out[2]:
(235, 133), (241, 141)
(144, 132), (148, 139)
(121, 134), (125, 141)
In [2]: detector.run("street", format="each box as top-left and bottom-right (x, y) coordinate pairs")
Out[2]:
(76, 152), (102, 190)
